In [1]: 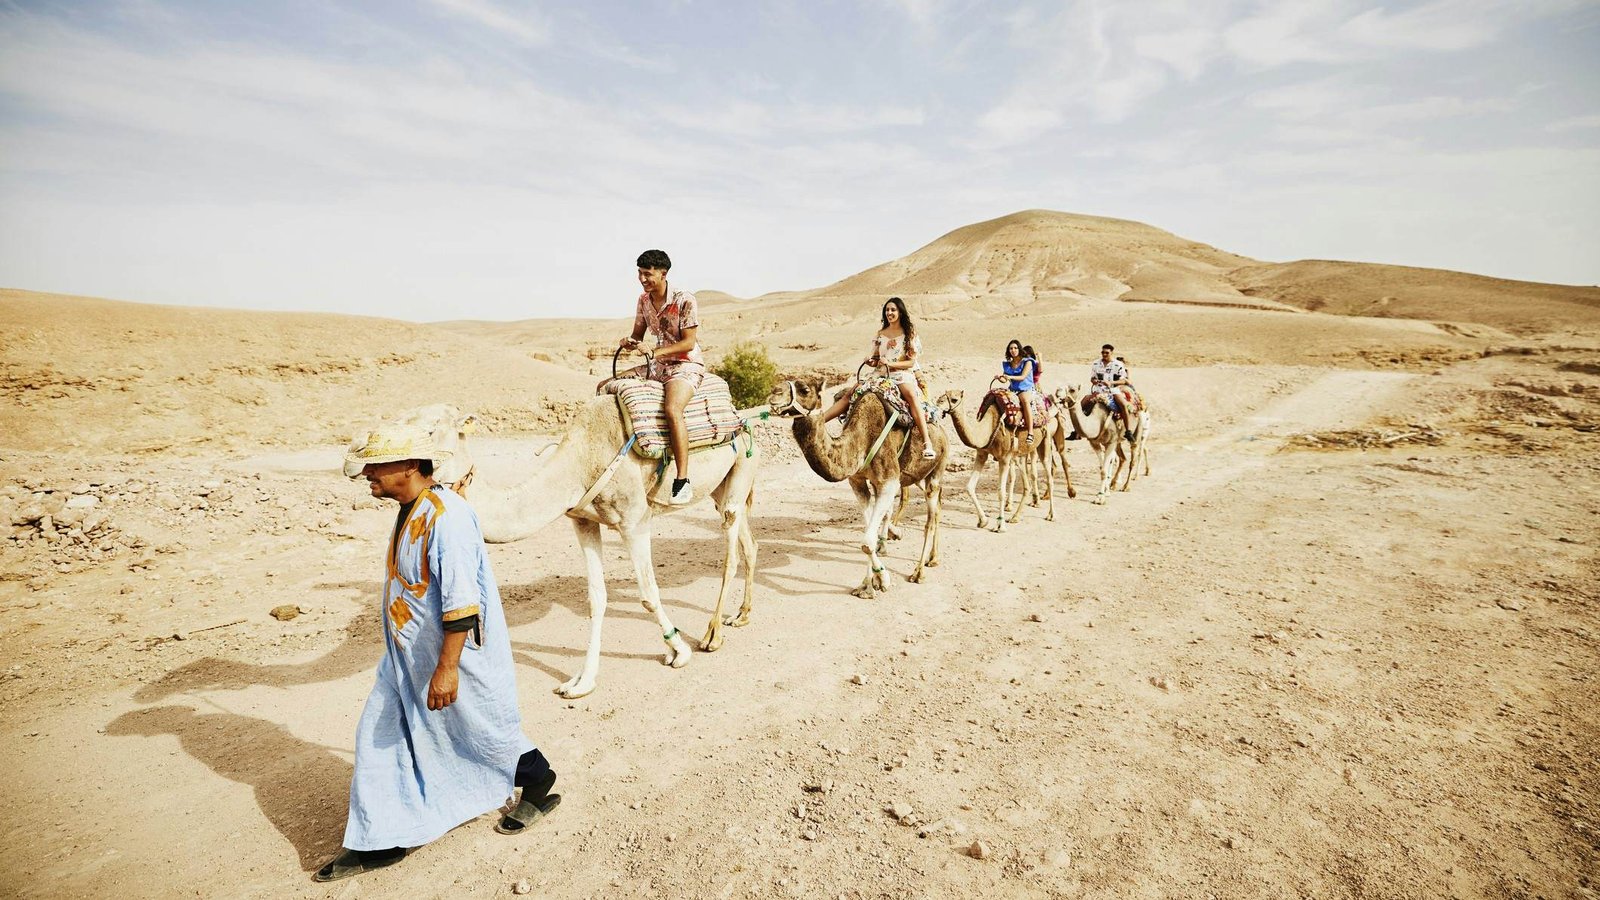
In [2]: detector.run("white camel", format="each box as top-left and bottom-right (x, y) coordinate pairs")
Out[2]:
(408, 398), (759, 699)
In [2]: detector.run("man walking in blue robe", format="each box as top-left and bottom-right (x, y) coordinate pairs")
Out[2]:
(316, 424), (558, 882)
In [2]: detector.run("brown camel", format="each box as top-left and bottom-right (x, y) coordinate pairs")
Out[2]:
(935, 388), (1053, 530)
(768, 380), (946, 598)
(1058, 385), (1142, 503)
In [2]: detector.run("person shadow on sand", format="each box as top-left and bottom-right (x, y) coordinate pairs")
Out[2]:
(105, 706), (350, 871)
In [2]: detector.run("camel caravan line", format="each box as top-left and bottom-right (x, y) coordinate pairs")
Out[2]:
(363, 348), (1151, 696)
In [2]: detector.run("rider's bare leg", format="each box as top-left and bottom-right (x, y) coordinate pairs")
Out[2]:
(897, 381), (932, 447)
(663, 377), (693, 480)
(821, 380), (859, 424)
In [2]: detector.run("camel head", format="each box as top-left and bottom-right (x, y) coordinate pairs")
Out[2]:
(767, 379), (825, 418)
(934, 389), (964, 414)
(1061, 384), (1082, 401)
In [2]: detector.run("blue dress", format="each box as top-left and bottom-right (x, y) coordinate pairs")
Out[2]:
(1003, 358), (1035, 393)
(342, 486), (534, 851)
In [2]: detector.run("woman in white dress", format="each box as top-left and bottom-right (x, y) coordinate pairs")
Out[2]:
(821, 296), (937, 460)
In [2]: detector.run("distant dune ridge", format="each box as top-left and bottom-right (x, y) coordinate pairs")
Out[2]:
(5, 208), (1597, 455)
(803, 209), (1286, 311)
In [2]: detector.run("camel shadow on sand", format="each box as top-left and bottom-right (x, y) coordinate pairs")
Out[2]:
(105, 705), (350, 872)
(133, 524), (829, 701)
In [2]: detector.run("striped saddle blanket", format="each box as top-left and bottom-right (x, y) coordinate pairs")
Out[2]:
(981, 388), (1045, 431)
(613, 374), (744, 460)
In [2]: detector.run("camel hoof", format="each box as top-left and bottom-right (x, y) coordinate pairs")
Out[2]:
(886, 527), (902, 542)
(554, 678), (595, 699)
(926, 558), (940, 568)
(851, 586), (875, 599)
(700, 627), (725, 653)
(1067, 489), (1077, 499)
(665, 639), (692, 668)
(723, 612), (750, 628)
(907, 568), (925, 584)
(1046, 511), (1055, 522)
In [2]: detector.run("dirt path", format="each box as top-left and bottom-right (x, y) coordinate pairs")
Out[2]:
(1, 367), (1595, 899)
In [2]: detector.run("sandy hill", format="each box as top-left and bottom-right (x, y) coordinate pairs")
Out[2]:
(1227, 260), (1600, 337)
(798, 209), (1289, 312)
(0, 289), (596, 456)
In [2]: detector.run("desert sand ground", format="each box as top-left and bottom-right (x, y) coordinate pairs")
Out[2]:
(2, 212), (1597, 899)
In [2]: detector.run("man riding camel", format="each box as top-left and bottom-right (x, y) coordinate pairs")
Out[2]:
(1089, 343), (1137, 442)
(603, 249), (702, 505)
(1068, 342), (1145, 441)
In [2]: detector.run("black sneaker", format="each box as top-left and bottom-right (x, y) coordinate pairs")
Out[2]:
(669, 478), (692, 505)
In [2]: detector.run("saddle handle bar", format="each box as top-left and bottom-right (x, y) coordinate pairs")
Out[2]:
(611, 344), (655, 382)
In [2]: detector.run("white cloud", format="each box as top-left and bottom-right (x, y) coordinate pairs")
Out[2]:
(424, 0), (549, 45)
(1547, 113), (1600, 132)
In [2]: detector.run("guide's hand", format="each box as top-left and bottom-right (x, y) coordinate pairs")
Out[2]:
(428, 666), (459, 710)
(620, 337), (640, 350)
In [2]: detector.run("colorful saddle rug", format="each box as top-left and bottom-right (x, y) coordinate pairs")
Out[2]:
(613, 373), (744, 460)
(981, 388), (1045, 431)
(1083, 387), (1143, 419)
(840, 374), (941, 429)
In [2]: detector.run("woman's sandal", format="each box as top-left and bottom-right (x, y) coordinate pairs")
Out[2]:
(313, 848), (405, 882)
(495, 793), (562, 835)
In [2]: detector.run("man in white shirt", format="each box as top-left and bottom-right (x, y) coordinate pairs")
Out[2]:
(1088, 344), (1135, 442)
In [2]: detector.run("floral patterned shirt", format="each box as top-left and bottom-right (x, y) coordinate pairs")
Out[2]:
(634, 288), (702, 363)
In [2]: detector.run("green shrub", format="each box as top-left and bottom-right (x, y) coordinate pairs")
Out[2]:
(713, 342), (779, 409)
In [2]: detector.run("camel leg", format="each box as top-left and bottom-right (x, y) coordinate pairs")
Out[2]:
(1094, 443), (1114, 504)
(855, 480), (898, 598)
(618, 521), (693, 670)
(964, 454), (990, 530)
(1004, 453), (1027, 525)
(1038, 441), (1053, 501)
(909, 477), (941, 582)
(724, 489), (758, 628)
(1058, 443), (1077, 499)
(699, 503), (741, 651)
(886, 486), (912, 543)
(556, 519), (608, 699)
(994, 457), (1011, 532)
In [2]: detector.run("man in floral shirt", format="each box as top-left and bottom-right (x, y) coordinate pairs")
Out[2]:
(614, 249), (704, 505)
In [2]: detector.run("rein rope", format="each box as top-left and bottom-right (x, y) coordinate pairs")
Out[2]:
(565, 434), (638, 517)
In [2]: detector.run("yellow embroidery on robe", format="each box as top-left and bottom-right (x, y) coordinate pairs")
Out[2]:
(387, 596), (413, 638)
(441, 604), (480, 622)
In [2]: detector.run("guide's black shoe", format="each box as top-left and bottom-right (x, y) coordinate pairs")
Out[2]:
(313, 847), (405, 882)
(496, 793), (562, 835)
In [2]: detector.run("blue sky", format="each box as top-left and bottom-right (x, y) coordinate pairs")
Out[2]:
(1, 0), (1596, 321)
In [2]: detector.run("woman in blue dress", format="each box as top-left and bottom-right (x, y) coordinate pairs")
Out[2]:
(999, 339), (1037, 443)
